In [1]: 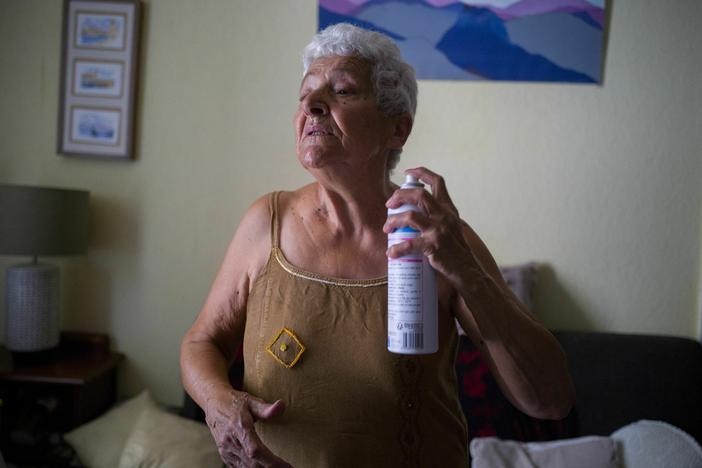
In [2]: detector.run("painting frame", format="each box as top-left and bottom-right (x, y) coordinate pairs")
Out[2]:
(318, 0), (606, 83)
(58, 0), (141, 160)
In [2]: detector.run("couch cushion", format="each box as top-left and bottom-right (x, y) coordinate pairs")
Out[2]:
(499, 262), (537, 311)
(612, 420), (702, 468)
(470, 435), (618, 468)
(65, 391), (152, 468)
(118, 402), (220, 468)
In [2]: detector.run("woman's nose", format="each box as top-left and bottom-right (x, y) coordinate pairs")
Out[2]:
(302, 89), (329, 117)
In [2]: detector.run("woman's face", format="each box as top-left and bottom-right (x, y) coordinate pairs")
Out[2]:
(294, 55), (399, 172)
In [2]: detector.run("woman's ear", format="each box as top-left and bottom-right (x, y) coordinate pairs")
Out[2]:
(387, 113), (413, 150)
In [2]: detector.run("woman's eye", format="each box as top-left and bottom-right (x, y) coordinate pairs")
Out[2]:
(335, 89), (349, 95)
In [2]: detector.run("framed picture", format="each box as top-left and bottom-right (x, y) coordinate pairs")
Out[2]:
(73, 59), (124, 97)
(74, 11), (127, 50)
(70, 106), (122, 145)
(58, 0), (141, 160)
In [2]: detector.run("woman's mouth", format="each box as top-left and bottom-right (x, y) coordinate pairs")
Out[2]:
(306, 125), (333, 137)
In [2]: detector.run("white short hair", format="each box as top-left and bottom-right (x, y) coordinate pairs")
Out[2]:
(302, 23), (418, 171)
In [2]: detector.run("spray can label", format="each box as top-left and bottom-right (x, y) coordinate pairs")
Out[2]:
(387, 227), (435, 353)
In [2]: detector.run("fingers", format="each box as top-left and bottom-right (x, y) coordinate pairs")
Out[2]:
(238, 423), (293, 468)
(386, 168), (459, 218)
(208, 391), (292, 468)
(384, 168), (473, 278)
(404, 166), (454, 206)
(385, 187), (441, 216)
(387, 237), (424, 259)
(220, 426), (292, 468)
(383, 209), (432, 234)
(222, 443), (292, 468)
(238, 397), (290, 466)
(248, 398), (286, 421)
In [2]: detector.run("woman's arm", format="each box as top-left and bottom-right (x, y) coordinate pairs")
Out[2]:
(451, 223), (575, 419)
(384, 167), (575, 420)
(180, 194), (292, 467)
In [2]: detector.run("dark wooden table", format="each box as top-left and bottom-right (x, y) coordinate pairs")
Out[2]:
(0, 332), (123, 466)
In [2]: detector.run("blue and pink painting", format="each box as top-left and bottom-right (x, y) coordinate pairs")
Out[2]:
(319, 0), (606, 83)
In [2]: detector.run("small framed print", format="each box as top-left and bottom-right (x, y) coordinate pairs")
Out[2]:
(75, 11), (127, 50)
(73, 60), (124, 97)
(58, 0), (141, 160)
(70, 107), (121, 146)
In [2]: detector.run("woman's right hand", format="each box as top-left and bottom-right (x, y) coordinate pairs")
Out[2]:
(204, 388), (292, 467)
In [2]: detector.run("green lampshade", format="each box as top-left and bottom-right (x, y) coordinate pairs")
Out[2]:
(1, 184), (90, 351)
(0, 184), (89, 256)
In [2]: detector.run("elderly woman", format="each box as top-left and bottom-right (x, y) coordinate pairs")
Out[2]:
(181, 23), (574, 467)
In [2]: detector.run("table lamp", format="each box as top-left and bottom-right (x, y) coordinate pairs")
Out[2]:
(0, 184), (89, 352)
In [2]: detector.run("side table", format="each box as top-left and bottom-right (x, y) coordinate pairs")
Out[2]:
(0, 331), (123, 465)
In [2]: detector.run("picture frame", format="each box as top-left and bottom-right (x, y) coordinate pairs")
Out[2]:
(73, 59), (125, 98)
(58, 0), (141, 160)
(69, 106), (122, 146)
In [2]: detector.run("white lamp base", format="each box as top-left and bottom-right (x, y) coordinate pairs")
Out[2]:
(5, 262), (60, 352)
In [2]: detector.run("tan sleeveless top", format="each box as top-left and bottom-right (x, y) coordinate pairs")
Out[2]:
(243, 192), (468, 468)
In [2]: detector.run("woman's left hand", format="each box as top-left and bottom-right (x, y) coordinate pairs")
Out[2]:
(384, 167), (479, 287)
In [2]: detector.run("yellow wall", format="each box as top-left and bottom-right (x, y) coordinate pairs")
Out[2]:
(1, 0), (700, 405)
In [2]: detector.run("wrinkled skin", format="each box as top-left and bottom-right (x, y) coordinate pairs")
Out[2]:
(384, 166), (475, 289)
(205, 388), (292, 467)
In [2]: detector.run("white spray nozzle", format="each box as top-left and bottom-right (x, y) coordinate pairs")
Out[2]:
(402, 174), (423, 189)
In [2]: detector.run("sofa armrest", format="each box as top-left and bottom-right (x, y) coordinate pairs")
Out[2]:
(553, 330), (702, 443)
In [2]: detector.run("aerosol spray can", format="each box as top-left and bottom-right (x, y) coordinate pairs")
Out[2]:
(387, 175), (438, 354)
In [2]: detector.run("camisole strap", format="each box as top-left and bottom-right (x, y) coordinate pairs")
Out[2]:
(266, 190), (387, 287)
(269, 191), (281, 249)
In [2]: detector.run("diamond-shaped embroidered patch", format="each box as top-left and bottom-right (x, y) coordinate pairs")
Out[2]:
(266, 327), (306, 368)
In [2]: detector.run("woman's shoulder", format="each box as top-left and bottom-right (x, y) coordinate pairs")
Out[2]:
(241, 185), (312, 221)
(273, 183), (319, 216)
(232, 188), (310, 278)
(239, 185), (315, 229)
(277, 183), (317, 202)
(238, 192), (273, 232)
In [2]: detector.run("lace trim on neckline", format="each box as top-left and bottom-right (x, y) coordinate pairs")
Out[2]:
(273, 247), (387, 288)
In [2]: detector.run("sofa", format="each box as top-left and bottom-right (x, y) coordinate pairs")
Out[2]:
(552, 329), (702, 443)
(456, 263), (702, 447)
(460, 329), (702, 467)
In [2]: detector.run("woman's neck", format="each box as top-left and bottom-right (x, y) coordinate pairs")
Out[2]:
(311, 168), (396, 236)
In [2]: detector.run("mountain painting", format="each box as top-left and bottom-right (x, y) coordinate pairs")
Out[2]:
(319, 0), (606, 83)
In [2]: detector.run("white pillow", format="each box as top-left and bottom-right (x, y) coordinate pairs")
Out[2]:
(470, 436), (619, 468)
(65, 391), (153, 468)
(117, 400), (221, 468)
(611, 420), (702, 468)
